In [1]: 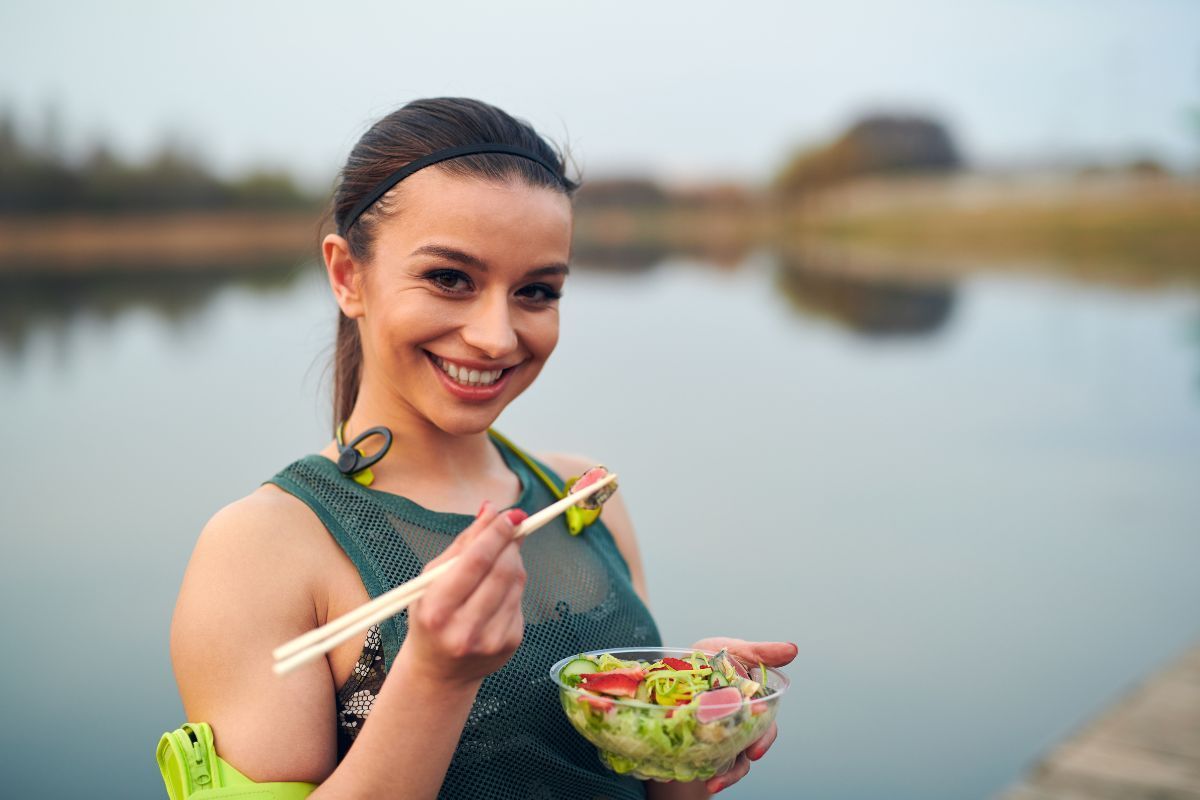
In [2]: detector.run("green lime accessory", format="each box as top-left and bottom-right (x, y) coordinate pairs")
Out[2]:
(487, 428), (603, 535)
(156, 722), (316, 799)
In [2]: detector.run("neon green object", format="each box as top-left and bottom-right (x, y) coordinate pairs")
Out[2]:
(487, 428), (603, 535)
(157, 723), (316, 800)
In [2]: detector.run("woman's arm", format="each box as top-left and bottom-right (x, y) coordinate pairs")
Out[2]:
(171, 493), (527, 798)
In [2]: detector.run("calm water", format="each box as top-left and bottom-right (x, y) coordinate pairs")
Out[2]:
(1, 254), (1198, 799)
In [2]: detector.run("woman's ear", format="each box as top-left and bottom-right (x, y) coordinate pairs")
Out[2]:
(323, 234), (366, 318)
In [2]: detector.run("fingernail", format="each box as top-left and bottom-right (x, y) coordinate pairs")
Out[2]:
(505, 508), (528, 525)
(477, 500), (492, 518)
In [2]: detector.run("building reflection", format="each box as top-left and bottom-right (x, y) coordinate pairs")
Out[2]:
(773, 248), (956, 338)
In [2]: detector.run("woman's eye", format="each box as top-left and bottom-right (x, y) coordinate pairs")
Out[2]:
(517, 283), (563, 304)
(425, 269), (472, 293)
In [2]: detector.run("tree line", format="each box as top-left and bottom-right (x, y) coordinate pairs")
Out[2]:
(0, 109), (321, 214)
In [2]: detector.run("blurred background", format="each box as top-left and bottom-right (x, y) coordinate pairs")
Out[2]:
(2, 1), (1198, 798)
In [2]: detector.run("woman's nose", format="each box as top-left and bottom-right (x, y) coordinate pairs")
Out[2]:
(461, 292), (518, 358)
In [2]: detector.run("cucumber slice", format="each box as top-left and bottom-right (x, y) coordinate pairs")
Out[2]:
(560, 657), (598, 681)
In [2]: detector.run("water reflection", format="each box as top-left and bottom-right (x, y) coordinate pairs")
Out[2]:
(774, 248), (956, 337)
(566, 236), (961, 343)
(569, 240), (671, 273)
(0, 262), (309, 360)
(1191, 312), (1200, 394)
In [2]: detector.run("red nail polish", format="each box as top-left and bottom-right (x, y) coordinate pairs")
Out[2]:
(477, 500), (491, 518)
(505, 508), (528, 525)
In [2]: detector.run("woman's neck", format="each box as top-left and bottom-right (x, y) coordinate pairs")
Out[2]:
(333, 387), (520, 513)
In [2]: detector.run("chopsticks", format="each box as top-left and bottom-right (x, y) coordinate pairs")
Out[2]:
(272, 471), (619, 675)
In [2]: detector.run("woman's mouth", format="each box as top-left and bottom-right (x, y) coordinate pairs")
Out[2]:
(429, 354), (508, 387)
(426, 352), (518, 401)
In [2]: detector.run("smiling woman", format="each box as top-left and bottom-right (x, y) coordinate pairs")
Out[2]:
(162, 98), (793, 800)
(327, 166), (572, 437)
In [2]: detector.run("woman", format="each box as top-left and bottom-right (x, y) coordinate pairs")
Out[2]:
(169, 97), (795, 799)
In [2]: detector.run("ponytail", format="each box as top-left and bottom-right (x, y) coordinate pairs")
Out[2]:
(333, 310), (362, 426)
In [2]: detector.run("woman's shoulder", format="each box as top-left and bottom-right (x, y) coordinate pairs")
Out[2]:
(534, 451), (596, 481)
(178, 485), (332, 627)
(197, 484), (329, 566)
(536, 451), (650, 604)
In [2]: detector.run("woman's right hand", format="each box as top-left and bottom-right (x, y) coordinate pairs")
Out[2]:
(397, 501), (528, 688)
(311, 501), (529, 797)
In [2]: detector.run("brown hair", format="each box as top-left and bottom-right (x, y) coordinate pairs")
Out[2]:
(327, 98), (578, 427)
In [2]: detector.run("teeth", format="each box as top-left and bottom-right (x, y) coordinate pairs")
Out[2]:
(433, 356), (504, 387)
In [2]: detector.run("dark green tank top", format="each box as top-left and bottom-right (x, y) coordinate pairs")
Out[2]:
(267, 433), (661, 800)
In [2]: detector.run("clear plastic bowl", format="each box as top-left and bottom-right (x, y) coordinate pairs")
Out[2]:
(550, 646), (789, 782)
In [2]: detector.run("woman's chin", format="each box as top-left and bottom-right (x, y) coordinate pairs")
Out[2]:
(430, 408), (507, 437)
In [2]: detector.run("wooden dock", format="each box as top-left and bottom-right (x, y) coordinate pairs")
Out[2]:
(1000, 643), (1200, 800)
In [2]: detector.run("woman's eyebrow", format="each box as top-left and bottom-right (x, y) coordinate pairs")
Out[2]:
(527, 264), (570, 278)
(411, 244), (569, 278)
(410, 244), (488, 269)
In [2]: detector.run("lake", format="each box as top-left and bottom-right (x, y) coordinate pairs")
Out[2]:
(1, 251), (1198, 799)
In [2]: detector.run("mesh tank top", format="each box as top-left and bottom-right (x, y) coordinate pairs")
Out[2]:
(267, 433), (662, 800)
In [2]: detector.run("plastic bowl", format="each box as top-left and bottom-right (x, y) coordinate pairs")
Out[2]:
(550, 647), (789, 782)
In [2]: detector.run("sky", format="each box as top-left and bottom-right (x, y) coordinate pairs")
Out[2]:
(1, 0), (1197, 188)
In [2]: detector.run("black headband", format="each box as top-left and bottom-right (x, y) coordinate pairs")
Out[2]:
(342, 143), (567, 232)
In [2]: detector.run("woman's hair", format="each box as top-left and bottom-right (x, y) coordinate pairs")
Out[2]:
(328, 97), (578, 426)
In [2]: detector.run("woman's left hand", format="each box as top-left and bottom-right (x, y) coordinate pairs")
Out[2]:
(690, 637), (797, 795)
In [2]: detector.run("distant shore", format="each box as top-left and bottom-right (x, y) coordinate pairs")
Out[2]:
(790, 173), (1200, 275)
(577, 173), (1200, 287)
(0, 211), (323, 274)
(3, 174), (1197, 286)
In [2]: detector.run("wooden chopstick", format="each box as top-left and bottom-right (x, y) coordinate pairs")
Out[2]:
(273, 472), (618, 675)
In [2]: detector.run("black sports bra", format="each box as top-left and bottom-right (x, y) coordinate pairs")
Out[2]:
(334, 624), (386, 761)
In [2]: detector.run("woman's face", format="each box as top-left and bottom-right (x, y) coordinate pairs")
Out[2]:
(332, 168), (573, 436)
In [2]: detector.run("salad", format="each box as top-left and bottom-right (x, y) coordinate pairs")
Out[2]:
(552, 648), (785, 782)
